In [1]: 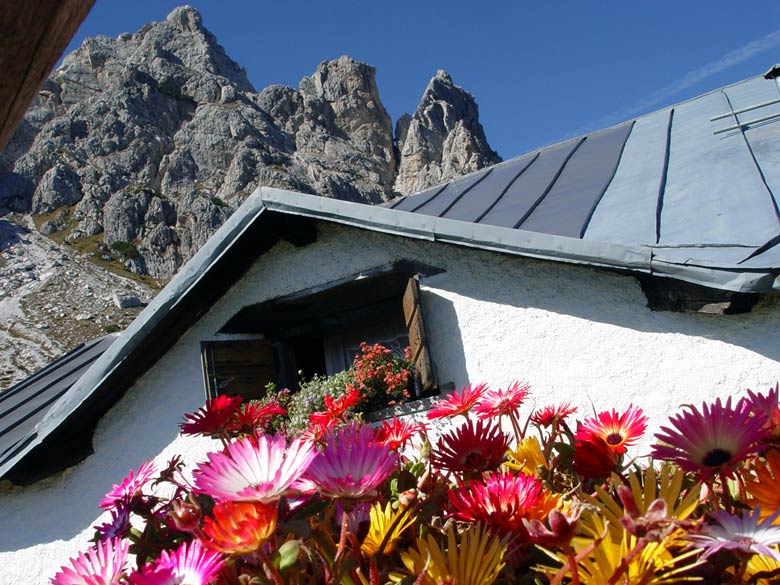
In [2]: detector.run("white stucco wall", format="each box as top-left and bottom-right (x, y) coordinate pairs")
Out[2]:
(3, 221), (780, 583)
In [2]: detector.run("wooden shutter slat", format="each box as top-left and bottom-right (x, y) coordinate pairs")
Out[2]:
(202, 339), (276, 401)
(402, 276), (437, 394)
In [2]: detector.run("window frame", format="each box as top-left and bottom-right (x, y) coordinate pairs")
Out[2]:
(203, 260), (443, 403)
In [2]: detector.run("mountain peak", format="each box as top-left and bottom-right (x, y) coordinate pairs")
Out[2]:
(394, 71), (500, 194)
(165, 5), (204, 33)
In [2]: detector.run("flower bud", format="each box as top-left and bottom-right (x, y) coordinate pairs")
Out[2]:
(169, 498), (201, 532)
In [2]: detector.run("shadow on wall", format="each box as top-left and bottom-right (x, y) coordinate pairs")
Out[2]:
(442, 254), (780, 364)
(422, 291), (469, 391)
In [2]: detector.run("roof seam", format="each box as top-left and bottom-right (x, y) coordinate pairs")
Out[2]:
(475, 153), (540, 223)
(739, 234), (780, 265)
(513, 137), (587, 229)
(655, 108), (674, 244)
(408, 183), (449, 213)
(437, 168), (494, 217)
(579, 121), (636, 239)
(721, 89), (780, 222)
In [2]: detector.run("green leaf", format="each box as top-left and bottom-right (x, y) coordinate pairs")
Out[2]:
(272, 540), (302, 571)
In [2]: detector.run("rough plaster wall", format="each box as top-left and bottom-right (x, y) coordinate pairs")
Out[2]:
(2, 221), (780, 582)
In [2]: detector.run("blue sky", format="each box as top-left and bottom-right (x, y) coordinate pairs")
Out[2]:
(65, 1), (780, 160)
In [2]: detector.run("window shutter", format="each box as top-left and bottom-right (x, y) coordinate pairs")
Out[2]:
(402, 276), (437, 394)
(202, 339), (276, 400)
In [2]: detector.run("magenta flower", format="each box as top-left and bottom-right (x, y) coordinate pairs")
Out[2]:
(100, 461), (158, 509)
(304, 421), (398, 499)
(473, 381), (530, 420)
(687, 508), (780, 560)
(51, 537), (128, 585)
(652, 397), (768, 480)
(94, 506), (131, 541)
(128, 540), (224, 585)
(193, 434), (315, 502)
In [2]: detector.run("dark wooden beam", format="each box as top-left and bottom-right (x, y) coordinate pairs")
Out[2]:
(638, 275), (760, 314)
(0, 0), (95, 152)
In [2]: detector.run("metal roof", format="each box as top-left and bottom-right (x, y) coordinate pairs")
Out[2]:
(0, 336), (114, 476)
(385, 73), (780, 282)
(3, 71), (780, 483)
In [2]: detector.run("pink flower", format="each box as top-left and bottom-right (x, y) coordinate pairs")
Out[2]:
(128, 540), (224, 585)
(473, 381), (530, 419)
(652, 397), (768, 480)
(194, 434), (315, 502)
(575, 404), (648, 455)
(100, 461), (158, 509)
(427, 382), (487, 420)
(51, 537), (128, 585)
(304, 421), (398, 499)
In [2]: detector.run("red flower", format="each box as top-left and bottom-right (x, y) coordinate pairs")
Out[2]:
(431, 419), (510, 475)
(225, 401), (286, 435)
(180, 395), (242, 436)
(531, 402), (577, 427)
(308, 387), (363, 429)
(572, 436), (618, 479)
(575, 404), (647, 455)
(375, 417), (426, 450)
(448, 471), (558, 534)
(473, 381), (529, 419)
(427, 382), (488, 420)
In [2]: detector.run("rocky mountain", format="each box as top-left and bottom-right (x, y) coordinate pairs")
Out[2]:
(394, 70), (500, 194)
(0, 5), (499, 386)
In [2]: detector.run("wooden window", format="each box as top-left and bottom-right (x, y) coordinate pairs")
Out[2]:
(205, 262), (442, 401)
(201, 338), (276, 400)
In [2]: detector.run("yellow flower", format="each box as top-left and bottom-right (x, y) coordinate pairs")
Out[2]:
(538, 512), (701, 584)
(505, 435), (546, 476)
(390, 524), (507, 585)
(586, 464), (700, 541)
(361, 501), (414, 556)
(537, 465), (703, 584)
(745, 449), (780, 522)
(742, 552), (780, 584)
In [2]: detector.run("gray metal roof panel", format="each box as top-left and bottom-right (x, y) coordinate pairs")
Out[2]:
(660, 86), (780, 246)
(518, 122), (633, 238)
(408, 169), (493, 217)
(583, 111), (670, 243)
(0, 336), (114, 469)
(442, 153), (537, 223)
(478, 139), (581, 228)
